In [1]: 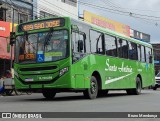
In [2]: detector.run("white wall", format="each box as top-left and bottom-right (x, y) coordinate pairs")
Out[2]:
(33, 0), (78, 19)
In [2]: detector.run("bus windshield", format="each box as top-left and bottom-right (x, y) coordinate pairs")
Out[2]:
(15, 30), (68, 64)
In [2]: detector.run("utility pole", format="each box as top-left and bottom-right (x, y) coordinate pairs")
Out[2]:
(10, 6), (14, 70)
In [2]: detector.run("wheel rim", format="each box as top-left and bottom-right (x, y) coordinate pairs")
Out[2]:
(91, 81), (97, 94)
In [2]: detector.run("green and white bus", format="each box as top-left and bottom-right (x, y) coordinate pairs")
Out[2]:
(12, 17), (155, 99)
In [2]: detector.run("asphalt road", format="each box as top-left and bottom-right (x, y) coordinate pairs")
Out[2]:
(0, 89), (160, 121)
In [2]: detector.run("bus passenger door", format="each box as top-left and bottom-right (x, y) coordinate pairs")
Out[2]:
(71, 29), (88, 88)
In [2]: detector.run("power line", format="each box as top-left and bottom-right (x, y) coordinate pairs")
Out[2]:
(79, 1), (160, 21)
(40, 0), (78, 18)
(104, 0), (160, 13)
(79, 1), (160, 26)
(99, 0), (160, 20)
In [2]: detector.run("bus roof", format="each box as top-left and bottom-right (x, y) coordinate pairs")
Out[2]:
(92, 25), (152, 48)
(72, 17), (152, 48)
(17, 16), (152, 48)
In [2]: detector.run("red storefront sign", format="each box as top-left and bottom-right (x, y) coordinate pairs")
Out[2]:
(0, 21), (10, 37)
(0, 37), (14, 60)
(0, 21), (14, 60)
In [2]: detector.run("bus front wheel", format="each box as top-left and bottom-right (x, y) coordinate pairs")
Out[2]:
(83, 76), (98, 99)
(42, 89), (56, 99)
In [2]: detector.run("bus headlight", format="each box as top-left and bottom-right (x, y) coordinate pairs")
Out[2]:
(59, 67), (69, 76)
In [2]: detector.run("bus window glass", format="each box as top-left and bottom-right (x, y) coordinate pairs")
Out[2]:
(90, 30), (102, 53)
(26, 34), (37, 54)
(15, 30), (68, 63)
(105, 35), (117, 57)
(72, 31), (85, 53)
(137, 44), (142, 61)
(145, 47), (152, 63)
(117, 39), (128, 59)
(72, 31), (86, 63)
(141, 46), (146, 62)
(128, 42), (138, 60)
(97, 35), (104, 54)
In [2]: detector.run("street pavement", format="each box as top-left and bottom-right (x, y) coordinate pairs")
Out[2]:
(0, 89), (160, 121)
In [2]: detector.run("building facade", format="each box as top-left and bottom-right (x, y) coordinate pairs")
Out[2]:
(0, 0), (33, 77)
(0, 0), (33, 24)
(33, 0), (78, 19)
(152, 43), (160, 75)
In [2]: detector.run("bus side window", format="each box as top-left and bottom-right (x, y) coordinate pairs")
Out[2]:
(117, 39), (128, 59)
(128, 42), (138, 60)
(72, 31), (85, 53)
(72, 31), (86, 62)
(105, 34), (117, 57)
(137, 44), (142, 62)
(90, 30), (104, 54)
(141, 46), (146, 62)
(145, 47), (152, 63)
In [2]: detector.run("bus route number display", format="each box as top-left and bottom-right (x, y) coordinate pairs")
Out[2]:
(20, 19), (65, 31)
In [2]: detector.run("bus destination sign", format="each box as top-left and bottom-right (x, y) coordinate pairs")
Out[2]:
(19, 18), (65, 32)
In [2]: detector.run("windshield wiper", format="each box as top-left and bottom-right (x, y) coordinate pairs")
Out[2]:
(44, 28), (54, 50)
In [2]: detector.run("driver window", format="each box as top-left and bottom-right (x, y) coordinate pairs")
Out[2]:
(72, 31), (85, 53)
(72, 31), (86, 63)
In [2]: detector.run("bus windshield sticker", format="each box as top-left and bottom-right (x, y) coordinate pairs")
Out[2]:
(37, 54), (44, 63)
(19, 55), (25, 60)
(44, 56), (52, 62)
(38, 33), (43, 37)
(64, 36), (68, 39)
(45, 52), (62, 57)
(19, 54), (35, 61)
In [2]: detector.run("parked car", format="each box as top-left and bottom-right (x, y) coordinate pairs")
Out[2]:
(153, 72), (160, 90)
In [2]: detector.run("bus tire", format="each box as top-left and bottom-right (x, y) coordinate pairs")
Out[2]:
(97, 90), (109, 97)
(153, 86), (157, 90)
(126, 77), (142, 95)
(133, 77), (142, 95)
(83, 76), (98, 99)
(42, 89), (56, 99)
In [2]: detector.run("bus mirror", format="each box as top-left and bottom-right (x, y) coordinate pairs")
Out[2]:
(10, 32), (16, 45)
(78, 40), (83, 52)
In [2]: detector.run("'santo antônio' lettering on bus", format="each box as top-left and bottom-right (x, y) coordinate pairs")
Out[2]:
(105, 59), (133, 73)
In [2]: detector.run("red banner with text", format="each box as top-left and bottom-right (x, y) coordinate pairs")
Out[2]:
(0, 21), (10, 37)
(0, 21), (14, 60)
(0, 37), (14, 60)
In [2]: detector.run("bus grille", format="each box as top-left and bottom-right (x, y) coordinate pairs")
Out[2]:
(19, 66), (58, 71)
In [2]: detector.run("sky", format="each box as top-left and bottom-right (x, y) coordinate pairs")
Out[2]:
(79, 0), (160, 43)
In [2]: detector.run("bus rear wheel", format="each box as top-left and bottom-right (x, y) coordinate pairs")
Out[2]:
(83, 76), (98, 99)
(133, 77), (142, 95)
(42, 89), (56, 99)
(126, 77), (141, 95)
